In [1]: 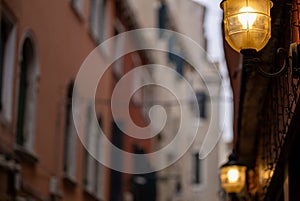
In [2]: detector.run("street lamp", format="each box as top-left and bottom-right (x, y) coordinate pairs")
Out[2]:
(220, 0), (291, 78)
(221, 0), (273, 53)
(220, 153), (247, 194)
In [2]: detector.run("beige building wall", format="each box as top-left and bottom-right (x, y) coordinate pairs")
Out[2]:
(128, 0), (224, 200)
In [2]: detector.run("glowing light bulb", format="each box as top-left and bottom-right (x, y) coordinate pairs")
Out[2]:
(238, 7), (257, 29)
(227, 169), (239, 183)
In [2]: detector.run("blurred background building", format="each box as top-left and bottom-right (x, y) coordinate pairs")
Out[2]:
(0, 0), (231, 201)
(127, 0), (228, 201)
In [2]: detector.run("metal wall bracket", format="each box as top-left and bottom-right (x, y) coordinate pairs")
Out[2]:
(256, 48), (288, 78)
(241, 48), (289, 78)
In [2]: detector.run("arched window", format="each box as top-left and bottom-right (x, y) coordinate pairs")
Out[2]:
(0, 10), (17, 123)
(16, 36), (39, 152)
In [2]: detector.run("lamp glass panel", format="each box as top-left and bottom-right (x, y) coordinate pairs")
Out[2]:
(238, 7), (257, 29)
(222, 0), (272, 52)
(228, 168), (239, 183)
(220, 165), (247, 193)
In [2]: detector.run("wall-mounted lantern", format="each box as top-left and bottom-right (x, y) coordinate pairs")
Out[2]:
(219, 0), (293, 78)
(220, 153), (247, 194)
(221, 0), (273, 53)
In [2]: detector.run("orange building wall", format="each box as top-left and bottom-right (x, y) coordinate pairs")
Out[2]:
(1, 0), (155, 200)
(1, 0), (115, 200)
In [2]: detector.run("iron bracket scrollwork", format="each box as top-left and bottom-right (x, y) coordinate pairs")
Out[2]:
(241, 48), (289, 78)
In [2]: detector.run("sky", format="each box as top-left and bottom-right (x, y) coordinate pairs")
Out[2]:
(193, 0), (224, 61)
(193, 0), (233, 142)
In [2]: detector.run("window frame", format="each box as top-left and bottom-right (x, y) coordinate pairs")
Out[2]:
(70, 0), (84, 20)
(82, 104), (105, 199)
(62, 80), (78, 184)
(112, 20), (125, 78)
(191, 152), (202, 185)
(0, 9), (17, 124)
(88, 0), (108, 44)
(15, 32), (39, 156)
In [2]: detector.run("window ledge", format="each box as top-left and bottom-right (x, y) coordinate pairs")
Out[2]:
(0, 154), (21, 171)
(69, 3), (85, 22)
(51, 191), (64, 200)
(191, 183), (205, 192)
(83, 188), (102, 201)
(87, 31), (110, 58)
(63, 174), (77, 187)
(0, 113), (11, 128)
(14, 145), (38, 164)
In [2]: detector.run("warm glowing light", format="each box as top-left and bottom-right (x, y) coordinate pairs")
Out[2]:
(227, 169), (239, 183)
(238, 7), (257, 29)
(221, 0), (272, 52)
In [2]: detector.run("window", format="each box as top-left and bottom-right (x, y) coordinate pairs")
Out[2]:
(89, 0), (108, 43)
(131, 145), (157, 201)
(113, 21), (125, 78)
(168, 35), (185, 77)
(16, 36), (39, 152)
(191, 152), (201, 184)
(142, 85), (152, 122)
(0, 10), (16, 123)
(109, 121), (123, 201)
(157, 1), (167, 37)
(191, 91), (207, 119)
(83, 104), (104, 199)
(196, 91), (207, 118)
(63, 80), (78, 182)
(131, 55), (143, 105)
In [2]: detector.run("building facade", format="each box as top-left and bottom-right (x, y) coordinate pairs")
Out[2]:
(127, 0), (225, 200)
(0, 0), (114, 200)
(0, 0), (154, 201)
